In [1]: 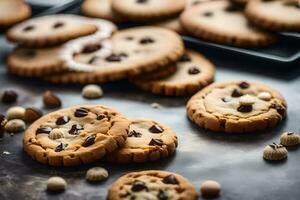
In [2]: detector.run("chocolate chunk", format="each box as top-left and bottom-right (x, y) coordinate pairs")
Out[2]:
(162, 175), (179, 185)
(105, 53), (128, 62)
(43, 91), (61, 108)
(136, 0), (148, 3)
(56, 116), (70, 125)
(203, 11), (213, 17)
(239, 81), (250, 89)
(149, 125), (164, 133)
(225, 4), (240, 12)
(149, 138), (164, 146)
(97, 114), (106, 120)
(157, 190), (168, 200)
(270, 104), (285, 116)
(88, 56), (98, 64)
(55, 143), (68, 152)
(82, 135), (96, 147)
(23, 25), (34, 32)
(131, 181), (147, 192)
(36, 127), (52, 135)
(24, 107), (43, 123)
(178, 54), (191, 62)
(82, 44), (102, 54)
(74, 108), (89, 117)
(231, 89), (243, 97)
(237, 105), (253, 113)
(53, 22), (64, 29)
(128, 130), (142, 137)
(1, 90), (18, 104)
(287, 132), (294, 136)
(188, 67), (201, 75)
(69, 124), (83, 135)
(139, 37), (155, 44)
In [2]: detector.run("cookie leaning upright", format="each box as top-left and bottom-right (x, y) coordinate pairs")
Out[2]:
(187, 81), (287, 133)
(111, 0), (186, 22)
(245, 0), (300, 32)
(23, 105), (130, 167)
(180, 0), (277, 47)
(6, 15), (98, 47)
(107, 170), (198, 200)
(107, 119), (178, 163)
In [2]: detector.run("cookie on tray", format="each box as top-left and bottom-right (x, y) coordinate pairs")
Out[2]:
(23, 105), (130, 166)
(6, 14), (98, 47)
(107, 170), (198, 200)
(0, 0), (31, 28)
(44, 26), (184, 84)
(180, 0), (277, 47)
(186, 81), (287, 133)
(107, 119), (178, 163)
(133, 50), (215, 96)
(245, 0), (300, 32)
(111, 0), (186, 22)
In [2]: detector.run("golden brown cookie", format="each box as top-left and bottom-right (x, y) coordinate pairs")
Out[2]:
(23, 105), (130, 166)
(107, 170), (198, 200)
(187, 81), (287, 133)
(133, 50), (215, 96)
(107, 119), (178, 163)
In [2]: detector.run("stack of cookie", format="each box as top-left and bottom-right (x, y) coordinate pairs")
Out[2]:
(23, 104), (178, 166)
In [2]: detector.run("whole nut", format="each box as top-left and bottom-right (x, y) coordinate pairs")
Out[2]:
(86, 167), (109, 182)
(43, 91), (62, 108)
(258, 92), (272, 101)
(239, 94), (255, 106)
(82, 85), (103, 99)
(24, 107), (43, 123)
(6, 106), (25, 120)
(49, 128), (64, 140)
(5, 119), (26, 133)
(200, 180), (221, 198)
(47, 176), (67, 192)
(1, 90), (18, 104)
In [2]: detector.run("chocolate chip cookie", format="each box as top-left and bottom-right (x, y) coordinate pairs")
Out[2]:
(133, 50), (215, 96)
(107, 170), (198, 200)
(187, 81), (287, 133)
(180, 0), (277, 47)
(245, 0), (300, 32)
(45, 26), (184, 84)
(107, 119), (178, 163)
(23, 105), (130, 166)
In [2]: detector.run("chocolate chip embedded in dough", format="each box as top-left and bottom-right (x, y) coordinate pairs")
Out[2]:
(188, 67), (201, 75)
(36, 127), (52, 135)
(225, 4), (240, 12)
(149, 125), (164, 133)
(128, 130), (142, 137)
(69, 124), (84, 135)
(157, 190), (168, 200)
(82, 44), (102, 54)
(23, 25), (34, 32)
(56, 116), (70, 125)
(162, 174), (179, 185)
(105, 53), (128, 62)
(178, 53), (191, 62)
(74, 108), (89, 117)
(55, 143), (68, 152)
(149, 138), (164, 146)
(231, 89), (243, 98)
(136, 0), (148, 3)
(237, 105), (253, 113)
(131, 180), (147, 192)
(139, 37), (155, 44)
(82, 135), (96, 147)
(203, 11), (214, 17)
(53, 22), (64, 29)
(238, 81), (250, 89)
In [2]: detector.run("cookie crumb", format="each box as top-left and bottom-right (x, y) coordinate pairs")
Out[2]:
(43, 91), (62, 109)
(280, 132), (300, 147)
(6, 106), (25, 120)
(151, 102), (162, 109)
(263, 143), (288, 161)
(82, 85), (103, 99)
(86, 167), (109, 182)
(200, 180), (221, 198)
(47, 176), (67, 192)
(5, 119), (26, 133)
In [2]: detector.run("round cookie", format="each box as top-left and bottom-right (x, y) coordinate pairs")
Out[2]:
(45, 26), (184, 84)
(186, 81), (287, 133)
(107, 119), (178, 163)
(0, 0), (31, 28)
(133, 50), (215, 96)
(245, 0), (300, 32)
(23, 105), (130, 167)
(180, 0), (277, 47)
(6, 14), (98, 47)
(111, 0), (186, 22)
(107, 170), (198, 200)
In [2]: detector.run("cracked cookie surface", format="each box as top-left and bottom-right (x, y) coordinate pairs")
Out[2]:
(23, 105), (129, 166)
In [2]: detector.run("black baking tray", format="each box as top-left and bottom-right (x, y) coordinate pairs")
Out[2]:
(1, 2), (300, 200)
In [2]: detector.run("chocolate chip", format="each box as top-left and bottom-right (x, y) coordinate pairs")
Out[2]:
(24, 107), (43, 123)
(55, 143), (68, 152)
(239, 81), (250, 89)
(149, 138), (163, 146)
(225, 4), (240, 12)
(82, 44), (102, 54)
(203, 11), (213, 17)
(149, 125), (164, 133)
(231, 89), (243, 98)
(178, 54), (191, 62)
(88, 56), (98, 64)
(139, 37), (155, 44)
(131, 181), (147, 192)
(69, 124), (83, 135)
(97, 114), (106, 120)
(56, 116), (70, 125)
(74, 108), (89, 118)
(283, 1), (300, 8)
(237, 105), (253, 113)
(136, 0), (148, 3)
(23, 25), (34, 32)
(162, 175), (179, 185)
(128, 130), (142, 137)
(1, 90), (18, 104)
(287, 132), (294, 135)
(105, 53), (128, 62)
(157, 190), (168, 200)
(53, 22), (64, 29)
(43, 91), (61, 108)
(222, 97), (231, 103)
(188, 67), (201, 75)
(82, 135), (96, 147)
(270, 104), (286, 116)
(36, 127), (52, 135)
